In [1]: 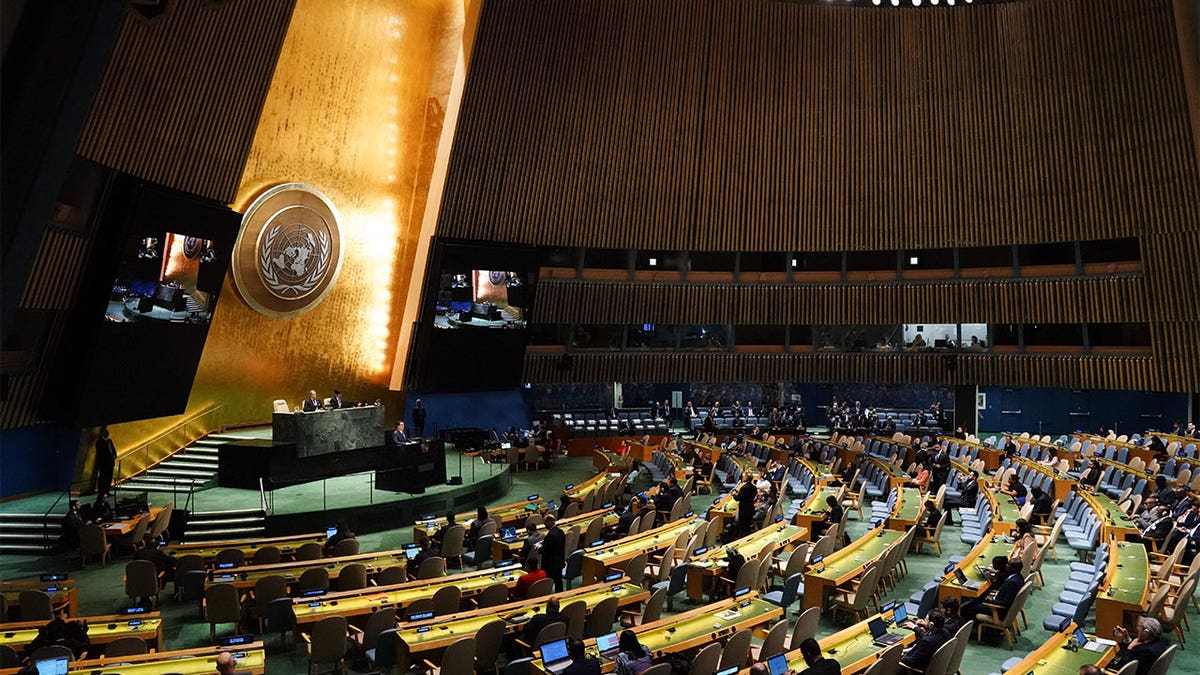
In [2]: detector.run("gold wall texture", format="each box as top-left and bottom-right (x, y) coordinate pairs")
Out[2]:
(104, 0), (465, 472)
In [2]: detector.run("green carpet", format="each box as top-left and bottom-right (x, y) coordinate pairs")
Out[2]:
(2, 456), (1196, 675)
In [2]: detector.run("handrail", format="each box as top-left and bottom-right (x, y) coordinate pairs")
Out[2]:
(116, 404), (224, 483)
(258, 477), (269, 516)
(40, 489), (69, 552)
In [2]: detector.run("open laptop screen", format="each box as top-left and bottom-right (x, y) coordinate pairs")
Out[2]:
(539, 638), (570, 664)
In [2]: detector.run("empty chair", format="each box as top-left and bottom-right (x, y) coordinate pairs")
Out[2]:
(862, 643), (904, 675)
(463, 534), (494, 569)
(690, 643), (722, 675)
(472, 582), (510, 609)
(266, 597), (297, 649)
(473, 618), (507, 675)
(752, 620), (789, 661)
(104, 636), (149, 657)
(789, 607), (822, 649)
(297, 567), (330, 594)
(337, 563), (367, 591)
(418, 556), (447, 580)
(125, 559), (161, 608)
(349, 606), (395, 661)
(432, 585), (461, 616)
(621, 587), (666, 628)
(376, 565), (407, 586)
(18, 590), (54, 621)
(718, 629), (752, 671)
(0, 645), (19, 668)
(252, 575), (289, 633)
(251, 546), (282, 565)
(642, 664), (672, 675)
(79, 524), (110, 567)
(215, 548), (246, 567)
(203, 582), (241, 642)
(425, 635), (475, 674)
(28, 645), (72, 662)
(304, 615), (349, 675)
(585, 596), (619, 638)
(561, 599), (587, 641)
(294, 542), (323, 561)
(526, 577), (555, 598)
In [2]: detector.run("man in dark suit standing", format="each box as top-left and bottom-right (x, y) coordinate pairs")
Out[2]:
(94, 426), (118, 493)
(327, 389), (347, 410)
(540, 514), (566, 591)
(302, 390), (323, 412)
(930, 444), (951, 492)
(736, 476), (758, 536)
(412, 399), (427, 438)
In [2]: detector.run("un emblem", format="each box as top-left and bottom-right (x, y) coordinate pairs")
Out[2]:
(232, 184), (344, 318)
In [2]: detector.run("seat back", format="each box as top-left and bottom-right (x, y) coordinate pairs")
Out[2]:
(533, 621), (566, 648)
(585, 595), (619, 638)
(624, 551), (648, 587)
(441, 636), (477, 674)
(273, 399), (290, 413)
(432, 585), (461, 615)
(376, 565), (407, 586)
(789, 607), (821, 649)
(861, 643), (904, 675)
(359, 607), (396, 650)
(125, 559), (158, 598)
(310, 615), (348, 664)
(718, 629), (752, 670)
(205, 582), (241, 622)
(331, 538), (360, 557)
(252, 546), (282, 565)
(294, 542), (322, 561)
(297, 567), (329, 593)
(923, 635), (957, 675)
(79, 524), (109, 556)
(1145, 644), (1177, 675)
(526, 577), (555, 598)
(759, 619), (788, 659)
(18, 590), (54, 621)
(689, 643), (722, 675)
(440, 525), (467, 558)
(946, 621), (972, 674)
(475, 618), (507, 669)
(418, 556), (447, 579)
(252, 575), (288, 617)
(104, 636), (149, 657)
(215, 548), (246, 566)
(338, 563), (367, 591)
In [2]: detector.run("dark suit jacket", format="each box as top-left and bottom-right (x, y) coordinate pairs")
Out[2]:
(1113, 638), (1167, 675)
(798, 656), (841, 675)
(960, 480), (979, 507)
(392, 429), (410, 444)
(522, 609), (565, 644)
(563, 657), (602, 675)
(541, 526), (566, 574)
(987, 572), (1024, 609)
(328, 396), (346, 410)
(303, 398), (323, 412)
(900, 627), (950, 670)
(736, 483), (758, 522)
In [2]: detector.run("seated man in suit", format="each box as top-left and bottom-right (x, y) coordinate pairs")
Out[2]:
(1110, 616), (1168, 675)
(899, 610), (951, 672)
(521, 597), (564, 646)
(961, 556), (1024, 632)
(810, 495), (843, 539)
(796, 637), (839, 675)
(1029, 485), (1054, 525)
(327, 389), (348, 410)
(302, 389), (324, 412)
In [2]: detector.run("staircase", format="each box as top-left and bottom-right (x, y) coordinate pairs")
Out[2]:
(115, 433), (252, 495)
(185, 508), (266, 542)
(0, 513), (60, 555)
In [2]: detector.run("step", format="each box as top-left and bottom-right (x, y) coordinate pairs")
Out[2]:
(0, 521), (57, 532)
(146, 467), (214, 479)
(206, 434), (258, 442)
(157, 460), (218, 472)
(116, 481), (196, 494)
(185, 526), (266, 542)
(0, 542), (52, 554)
(187, 516), (263, 529)
(0, 531), (52, 543)
(193, 509), (265, 518)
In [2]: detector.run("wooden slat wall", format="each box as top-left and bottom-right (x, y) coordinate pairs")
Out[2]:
(439, 0), (1199, 252)
(76, 0), (297, 203)
(533, 276), (1146, 326)
(524, 352), (1162, 391)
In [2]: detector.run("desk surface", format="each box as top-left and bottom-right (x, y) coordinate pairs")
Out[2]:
(165, 532), (327, 561)
(796, 485), (843, 520)
(868, 457), (909, 480)
(0, 581), (77, 618)
(941, 536), (1011, 601)
(101, 507), (163, 537)
(584, 517), (700, 564)
(689, 523), (808, 571)
(533, 593), (782, 674)
(205, 549), (407, 589)
(804, 611), (918, 674)
(292, 564), (522, 624)
(0, 643), (266, 675)
(1103, 541), (1149, 607)
(1077, 489), (1138, 539)
(398, 580), (648, 653)
(1001, 624), (1115, 675)
(416, 497), (543, 533)
(808, 525), (902, 585)
(564, 472), (619, 503)
(889, 487), (923, 527)
(0, 613), (162, 651)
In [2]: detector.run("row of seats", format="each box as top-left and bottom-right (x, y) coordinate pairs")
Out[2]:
(549, 410), (670, 435)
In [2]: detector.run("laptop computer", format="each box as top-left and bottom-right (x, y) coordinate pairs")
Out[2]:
(499, 526), (519, 543)
(892, 603), (916, 629)
(34, 657), (68, 675)
(714, 668), (740, 675)
(326, 525), (338, 539)
(539, 638), (573, 674)
(869, 617), (904, 646)
(596, 632), (621, 659)
(953, 567), (984, 590)
(766, 652), (790, 675)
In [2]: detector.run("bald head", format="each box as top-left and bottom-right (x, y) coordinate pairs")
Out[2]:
(216, 652), (236, 674)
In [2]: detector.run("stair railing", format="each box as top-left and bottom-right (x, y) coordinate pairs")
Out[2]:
(115, 404), (224, 484)
(40, 489), (69, 553)
(258, 477), (270, 516)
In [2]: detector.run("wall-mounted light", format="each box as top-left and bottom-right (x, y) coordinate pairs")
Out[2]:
(909, 256), (919, 265)
(648, 257), (657, 267)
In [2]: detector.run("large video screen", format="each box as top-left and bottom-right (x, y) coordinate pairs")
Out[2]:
(106, 231), (222, 325)
(46, 179), (240, 427)
(407, 239), (539, 392)
(433, 270), (531, 329)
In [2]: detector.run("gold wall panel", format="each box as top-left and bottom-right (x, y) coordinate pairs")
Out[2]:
(105, 0), (465, 459)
